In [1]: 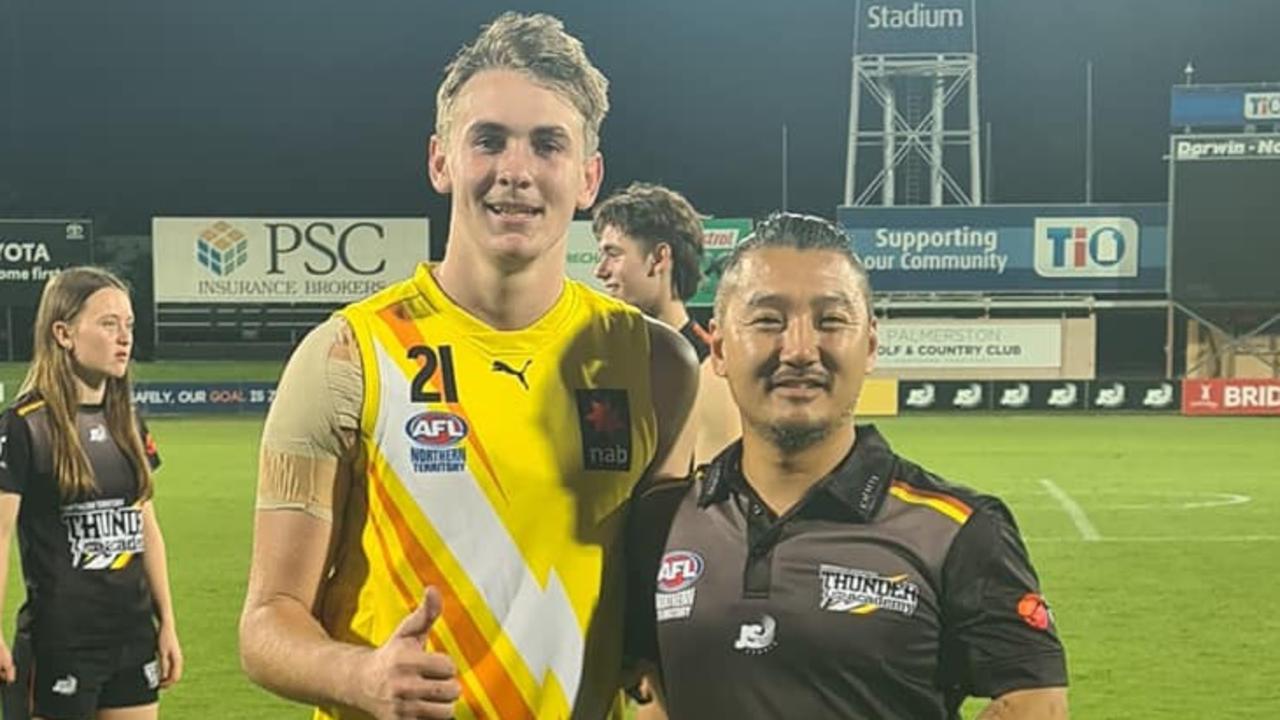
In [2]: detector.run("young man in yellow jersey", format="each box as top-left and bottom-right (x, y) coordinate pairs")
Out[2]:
(239, 13), (699, 720)
(592, 182), (741, 465)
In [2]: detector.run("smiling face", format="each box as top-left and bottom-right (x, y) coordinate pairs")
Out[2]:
(593, 224), (667, 314)
(429, 69), (603, 270)
(54, 286), (135, 384)
(711, 247), (877, 451)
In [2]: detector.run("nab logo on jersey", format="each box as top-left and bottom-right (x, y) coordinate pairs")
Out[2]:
(404, 412), (468, 448)
(1033, 217), (1139, 278)
(658, 550), (705, 593)
(575, 389), (631, 471)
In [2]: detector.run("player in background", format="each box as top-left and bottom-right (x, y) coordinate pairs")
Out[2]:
(593, 182), (740, 464)
(0, 267), (181, 720)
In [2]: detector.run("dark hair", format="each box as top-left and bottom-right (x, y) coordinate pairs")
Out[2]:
(714, 212), (873, 318)
(592, 182), (705, 301)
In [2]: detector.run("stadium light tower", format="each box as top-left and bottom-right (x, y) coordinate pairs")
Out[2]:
(843, 0), (981, 207)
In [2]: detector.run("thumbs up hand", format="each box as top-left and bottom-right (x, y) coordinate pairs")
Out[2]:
(359, 587), (461, 719)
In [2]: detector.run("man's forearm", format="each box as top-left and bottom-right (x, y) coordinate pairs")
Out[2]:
(976, 687), (1068, 719)
(240, 596), (371, 710)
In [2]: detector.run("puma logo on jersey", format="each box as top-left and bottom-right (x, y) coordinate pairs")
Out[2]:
(491, 359), (532, 390)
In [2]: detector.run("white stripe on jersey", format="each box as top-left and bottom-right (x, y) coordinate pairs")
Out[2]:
(374, 341), (585, 704)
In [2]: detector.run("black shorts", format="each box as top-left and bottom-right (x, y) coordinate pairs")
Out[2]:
(20, 634), (159, 720)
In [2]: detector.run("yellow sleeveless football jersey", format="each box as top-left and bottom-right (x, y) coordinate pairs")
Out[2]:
(317, 263), (656, 720)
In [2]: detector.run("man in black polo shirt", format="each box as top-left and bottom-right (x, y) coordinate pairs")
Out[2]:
(627, 213), (1068, 719)
(593, 182), (740, 463)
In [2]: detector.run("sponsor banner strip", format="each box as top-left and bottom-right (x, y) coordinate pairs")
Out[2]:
(132, 382), (276, 414)
(1170, 85), (1280, 129)
(151, 217), (429, 304)
(1181, 379), (1280, 416)
(897, 379), (1181, 413)
(1172, 134), (1280, 161)
(877, 320), (1061, 369)
(838, 204), (1167, 293)
(0, 219), (94, 303)
(855, 378), (899, 416)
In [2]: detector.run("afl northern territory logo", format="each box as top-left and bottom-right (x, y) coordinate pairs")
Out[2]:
(404, 412), (468, 448)
(658, 550), (705, 593)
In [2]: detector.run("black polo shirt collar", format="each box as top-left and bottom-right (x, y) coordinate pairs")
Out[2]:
(697, 424), (897, 523)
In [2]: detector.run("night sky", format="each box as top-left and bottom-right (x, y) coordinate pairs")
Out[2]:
(3, 0), (1278, 252)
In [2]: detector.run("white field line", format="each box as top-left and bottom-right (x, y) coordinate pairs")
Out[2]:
(997, 490), (1253, 512)
(1038, 479), (1102, 542)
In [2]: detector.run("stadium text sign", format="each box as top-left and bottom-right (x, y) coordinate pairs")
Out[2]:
(877, 320), (1061, 369)
(152, 217), (429, 303)
(1181, 379), (1280, 416)
(854, 0), (975, 54)
(839, 204), (1166, 293)
(0, 219), (93, 303)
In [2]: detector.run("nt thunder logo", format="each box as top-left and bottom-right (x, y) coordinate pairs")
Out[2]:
(1033, 217), (1139, 278)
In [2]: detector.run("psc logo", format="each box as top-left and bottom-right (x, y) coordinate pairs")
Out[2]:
(657, 550), (704, 593)
(404, 412), (468, 448)
(1033, 217), (1139, 278)
(197, 221), (249, 277)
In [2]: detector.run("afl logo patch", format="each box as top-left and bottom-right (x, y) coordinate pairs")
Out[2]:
(657, 550), (704, 593)
(405, 412), (468, 448)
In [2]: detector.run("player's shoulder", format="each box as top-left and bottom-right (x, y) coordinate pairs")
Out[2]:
(885, 452), (1011, 528)
(645, 316), (698, 376)
(306, 313), (355, 344)
(3, 391), (46, 424)
(627, 475), (695, 548)
(572, 280), (646, 326)
(633, 474), (695, 510)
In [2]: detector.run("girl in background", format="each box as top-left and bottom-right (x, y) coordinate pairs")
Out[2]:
(0, 267), (181, 720)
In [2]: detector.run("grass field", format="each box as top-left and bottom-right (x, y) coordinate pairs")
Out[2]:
(4, 414), (1278, 719)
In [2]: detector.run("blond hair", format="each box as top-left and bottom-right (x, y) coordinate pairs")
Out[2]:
(435, 12), (609, 154)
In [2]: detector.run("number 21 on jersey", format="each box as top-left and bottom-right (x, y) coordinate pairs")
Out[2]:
(408, 345), (459, 404)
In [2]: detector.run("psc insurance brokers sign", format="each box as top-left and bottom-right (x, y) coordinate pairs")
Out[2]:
(839, 204), (1167, 294)
(0, 219), (93, 303)
(152, 217), (429, 303)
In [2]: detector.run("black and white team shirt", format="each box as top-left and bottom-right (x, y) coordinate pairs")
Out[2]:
(0, 393), (161, 648)
(627, 425), (1067, 720)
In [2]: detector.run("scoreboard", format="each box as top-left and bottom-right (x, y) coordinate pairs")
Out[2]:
(1169, 134), (1280, 307)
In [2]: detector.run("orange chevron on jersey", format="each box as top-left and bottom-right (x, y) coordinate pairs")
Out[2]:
(314, 263), (656, 720)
